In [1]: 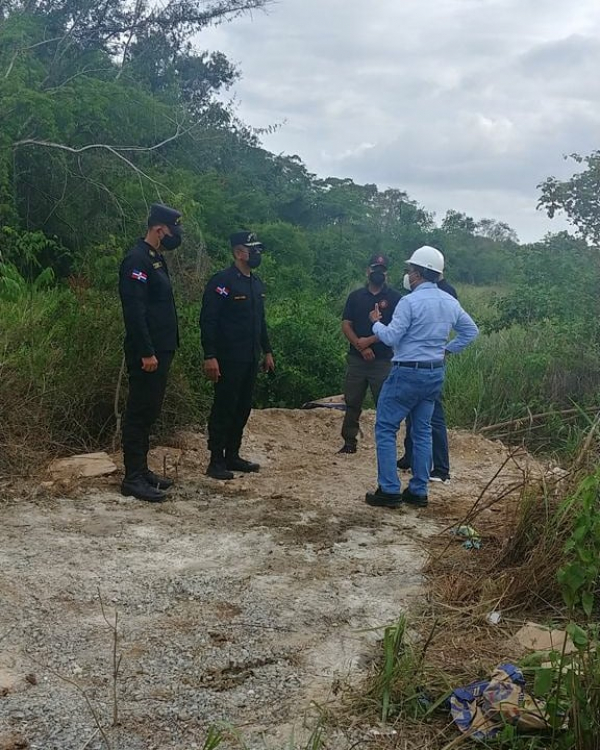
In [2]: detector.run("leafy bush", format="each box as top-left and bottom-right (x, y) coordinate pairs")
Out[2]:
(254, 293), (346, 408)
(0, 284), (123, 471)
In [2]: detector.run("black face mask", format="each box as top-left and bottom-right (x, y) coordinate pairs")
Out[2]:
(369, 270), (386, 286)
(247, 252), (262, 269)
(161, 228), (182, 251)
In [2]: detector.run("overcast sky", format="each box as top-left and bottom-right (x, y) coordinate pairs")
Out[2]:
(200, 0), (600, 242)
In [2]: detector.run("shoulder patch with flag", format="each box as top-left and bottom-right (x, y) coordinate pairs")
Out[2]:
(215, 285), (230, 297)
(131, 269), (148, 283)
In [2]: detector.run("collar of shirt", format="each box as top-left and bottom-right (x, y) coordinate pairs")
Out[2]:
(410, 281), (437, 293)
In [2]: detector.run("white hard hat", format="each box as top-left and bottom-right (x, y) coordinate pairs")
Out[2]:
(406, 245), (444, 273)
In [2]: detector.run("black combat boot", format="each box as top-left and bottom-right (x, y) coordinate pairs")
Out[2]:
(206, 451), (234, 480)
(121, 475), (166, 503)
(225, 455), (260, 472)
(144, 470), (174, 490)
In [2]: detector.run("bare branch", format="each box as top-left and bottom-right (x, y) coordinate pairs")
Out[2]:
(115, 0), (145, 80)
(44, 67), (117, 92)
(12, 137), (169, 187)
(25, 651), (113, 750)
(4, 36), (63, 79)
(78, 728), (100, 750)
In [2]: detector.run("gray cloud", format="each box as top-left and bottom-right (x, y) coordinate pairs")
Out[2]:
(199, 0), (600, 241)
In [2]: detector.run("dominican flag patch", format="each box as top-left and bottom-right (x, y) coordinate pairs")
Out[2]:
(215, 285), (230, 297)
(131, 269), (148, 283)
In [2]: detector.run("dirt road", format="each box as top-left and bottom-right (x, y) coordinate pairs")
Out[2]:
(0, 408), (537, 750)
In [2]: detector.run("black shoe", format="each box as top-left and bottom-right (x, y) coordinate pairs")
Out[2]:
(338, 443), (357, 454)
(121, 476), (167, 503)
(144, 470), (174, 490)
(225, 456), (260, 473)
(206, 462), (235, 480)
(365, 487), (402, 508)
(430, 471), (450, 484)
(396, 455), (411, 471)
(401, 488), (428, 508)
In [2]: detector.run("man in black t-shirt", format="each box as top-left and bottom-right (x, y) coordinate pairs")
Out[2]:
(338, 254), (402, 453)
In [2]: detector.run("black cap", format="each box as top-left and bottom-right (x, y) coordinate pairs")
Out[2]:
(148, 203), (182, 228)
(230, 230), (263, 249)
(368, 254), (389, 269)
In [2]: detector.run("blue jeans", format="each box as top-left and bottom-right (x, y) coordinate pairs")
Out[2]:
(375, 366), (445, 496)
(403, 399), (450, 478)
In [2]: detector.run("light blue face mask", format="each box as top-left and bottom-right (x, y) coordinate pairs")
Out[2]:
(403, 273), (412, 291)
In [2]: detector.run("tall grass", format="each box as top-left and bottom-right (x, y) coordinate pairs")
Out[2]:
(444, 321), (600, 455)
(0, 286), (203, 474)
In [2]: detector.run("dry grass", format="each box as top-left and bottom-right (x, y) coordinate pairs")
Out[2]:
(427, 454), (578, 615)
(335, 447), (595, 750)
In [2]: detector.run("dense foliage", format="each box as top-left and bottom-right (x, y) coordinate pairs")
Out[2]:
(1, 1), (599, 469)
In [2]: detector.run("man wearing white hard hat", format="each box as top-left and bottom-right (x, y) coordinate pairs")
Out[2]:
(365, 246), (479, 509)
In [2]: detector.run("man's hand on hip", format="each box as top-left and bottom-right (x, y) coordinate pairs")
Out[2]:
(204, 357), (221, 382)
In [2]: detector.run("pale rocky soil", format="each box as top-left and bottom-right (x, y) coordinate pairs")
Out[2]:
(0, 408), (550, 750)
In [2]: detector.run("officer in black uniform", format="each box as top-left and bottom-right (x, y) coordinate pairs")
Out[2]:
(200, 231), (275, 480)
(119, 203), (182, 502)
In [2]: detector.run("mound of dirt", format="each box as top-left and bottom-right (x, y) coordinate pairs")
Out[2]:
(0, 408), (551, 749)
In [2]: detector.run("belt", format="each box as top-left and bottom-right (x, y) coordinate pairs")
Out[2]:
(394, 361), (444, 369)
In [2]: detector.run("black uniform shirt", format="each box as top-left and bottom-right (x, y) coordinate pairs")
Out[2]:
(342, 284), (402, 359)
(200, 264), (272, 363)
(119, 239), (179, 359)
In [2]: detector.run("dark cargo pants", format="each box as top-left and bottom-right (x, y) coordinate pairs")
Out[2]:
(341, 355), (392, 444)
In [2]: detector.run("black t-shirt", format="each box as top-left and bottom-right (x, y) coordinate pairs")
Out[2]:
(438, 278), (458, 299)
(342, 285), (402, 359)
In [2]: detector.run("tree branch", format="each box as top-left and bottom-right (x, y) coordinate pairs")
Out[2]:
(4, 36), (63, 79)
(115, 0), (145, 80)
(12, 137), (169, 187)
(44, 67), (118, 92)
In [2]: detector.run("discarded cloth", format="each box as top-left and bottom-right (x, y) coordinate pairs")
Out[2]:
(450, 663), (550, 740)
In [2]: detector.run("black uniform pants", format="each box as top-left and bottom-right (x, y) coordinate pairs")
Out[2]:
(122, 350), (174, 478)
(207, 359), (259, 459)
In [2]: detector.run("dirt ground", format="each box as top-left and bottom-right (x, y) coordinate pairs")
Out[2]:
(0, 408), (549, 750)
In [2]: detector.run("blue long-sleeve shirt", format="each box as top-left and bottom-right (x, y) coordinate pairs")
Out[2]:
(372, 282), (478, 361)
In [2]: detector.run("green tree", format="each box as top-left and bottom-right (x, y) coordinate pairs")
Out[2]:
(538, 151), (600, 244)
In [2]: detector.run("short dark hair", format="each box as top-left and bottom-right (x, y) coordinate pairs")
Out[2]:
(410, 264), (441, 283)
